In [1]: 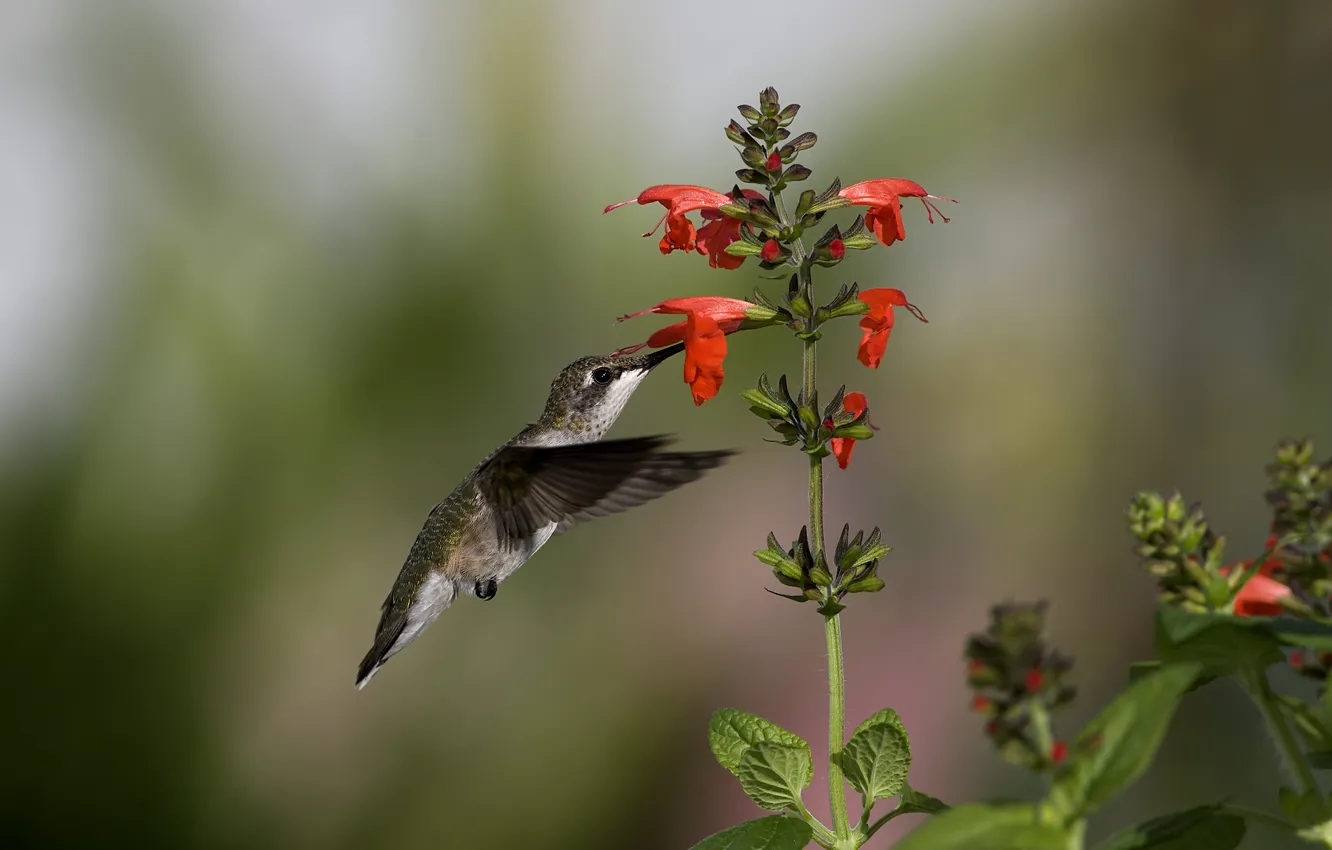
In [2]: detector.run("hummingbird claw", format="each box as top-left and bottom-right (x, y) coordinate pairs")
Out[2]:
(475, 579), (498, 601)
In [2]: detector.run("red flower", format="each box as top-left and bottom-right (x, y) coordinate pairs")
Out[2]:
(829, 392), (878, 470)
(615, 297), (759, 405)
(761, 239), (781, 262)
(765, 151), (782, 172)
(856, 288), (928, 368)
(1050, 740), (1068, 764)
(682, 312), (726, 406)
(1024, 669), (1044, 692)
(970, 695), (991, 713)
(696, 189), (764, 270)
(606, 185), (761, 268)
(839, 178), (957, 247)
(1222, 543), (1291, 617)
(829, 238), (845, 260)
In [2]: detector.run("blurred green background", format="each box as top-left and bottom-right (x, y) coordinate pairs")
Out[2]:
(2, 1), (1331, 848)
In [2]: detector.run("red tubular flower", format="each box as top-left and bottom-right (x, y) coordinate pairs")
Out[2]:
(615, 297), (760, 405)
(682, 312), (726, 405)
(1222, 544), (1291, 617)
(856, 288), (928, 368)
(829, 392), (878, 470)
(1024, 669), (1044, 692)
(606, 185), (761, 268)
(765, 151), (782, 172)
(839, 178), (957, 247)
(829, 238), (845, 260)
(761, 239), (781, 262)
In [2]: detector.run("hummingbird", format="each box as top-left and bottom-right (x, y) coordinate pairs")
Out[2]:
(355, 343), (733, 688)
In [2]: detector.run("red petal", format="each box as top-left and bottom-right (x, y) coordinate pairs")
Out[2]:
(840, 178), (929, 205)
(683, 312), (727, 405)
(830, 436), (855, 469)
(1232, 571), (1291, 617)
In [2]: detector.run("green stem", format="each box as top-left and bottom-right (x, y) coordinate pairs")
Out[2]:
(1243, 668), (1323, 807)
(825, 612), (851, 841)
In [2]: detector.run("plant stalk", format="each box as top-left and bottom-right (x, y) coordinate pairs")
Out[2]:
(1243, 668), (1324, 811)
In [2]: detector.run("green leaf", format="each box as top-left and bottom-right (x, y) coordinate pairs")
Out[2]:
(1273, 617), (1332, 651)
(1279, 786), (1326, 828)
(897, 784), (950, 816)
(1154, 607), (1283, 676)
(687, 815), (813, 850)
(1310, 751), (1332, 769)
(891, 804), (1066, 850)
(1093, 805), (1245, 850)
(1050, 663), (1201, 817)
(735, 741), (813, 811)
(853, 706), (908, 739)
(842, 716), (910, 801)
(709, 709), (809, 777)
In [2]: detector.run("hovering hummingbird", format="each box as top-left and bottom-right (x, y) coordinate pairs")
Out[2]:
(356, 343), (733, 688)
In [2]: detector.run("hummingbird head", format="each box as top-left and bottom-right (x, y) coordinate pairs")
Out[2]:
(534, 344), (685, 443)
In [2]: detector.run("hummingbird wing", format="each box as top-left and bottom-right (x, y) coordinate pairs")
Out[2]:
(476, 436), (734, 542)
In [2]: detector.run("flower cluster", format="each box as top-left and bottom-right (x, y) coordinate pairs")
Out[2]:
(603, 87), (949, 408)
(752, 522), (890, 615)
(964, 601), (1077, 771)
(1131, 440), (1332, 620)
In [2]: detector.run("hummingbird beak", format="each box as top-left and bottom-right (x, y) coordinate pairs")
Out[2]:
(642, 342), (686, 371)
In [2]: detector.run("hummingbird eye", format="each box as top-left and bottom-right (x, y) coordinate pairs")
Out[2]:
(591, 367), (614, 385)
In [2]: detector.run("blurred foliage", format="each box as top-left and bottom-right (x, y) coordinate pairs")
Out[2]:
(1, 1), (1331, 849)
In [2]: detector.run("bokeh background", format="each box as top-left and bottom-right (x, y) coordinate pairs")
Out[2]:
(3, 1), (1331, 848)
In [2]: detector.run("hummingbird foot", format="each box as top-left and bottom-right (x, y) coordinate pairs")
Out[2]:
(475, 579), (498, 600)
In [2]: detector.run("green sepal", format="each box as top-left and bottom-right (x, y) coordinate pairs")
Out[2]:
(741, 389), (790, 418)
(752, 548), (785, 567)
(845, 576), (885, 594)
(708, 708), (809, 776)
(736, 168), (767, 185)
(737, 104), (762, 123)
(725, 241), (764, 258)
(805, 195), (849, 215)
(687, 816), (813, 850)
(842, 233), (877, 250)
(758, 87), (780, 116)
(794, 189), (815, 219)
(826, 299), (870, 321)
(834, 424), (874, 441)
(776, 103), (800, 125)
(855, 544), (892, 567)
(808, 568), (833, 587)
(782, 165), (811, 183)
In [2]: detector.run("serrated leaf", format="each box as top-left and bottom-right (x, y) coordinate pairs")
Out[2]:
(1094, 805), (1244, 850)
(1050, 663), (1201, 818)
(891, 804), (1067, 850)
(709, 709), (809, 776)
(688, 815), (813, 850)
(736, 742), (812, 811)
(853, 707), (907, 739)
(843, 720), (910, 800)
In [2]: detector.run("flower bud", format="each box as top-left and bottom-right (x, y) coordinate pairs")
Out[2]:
(737, 104), (762, 123)
(765, 151), (782, 172)
(760, 240), (782, 262)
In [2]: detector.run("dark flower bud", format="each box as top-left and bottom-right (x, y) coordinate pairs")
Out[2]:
(725, 120), (756, 146)
(741, 146), (767, 170)
(759, 86), (780, 116)
(777, 103), (800, 125)
(783, 165), (812, 182)
(737, 104), (762, 123)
